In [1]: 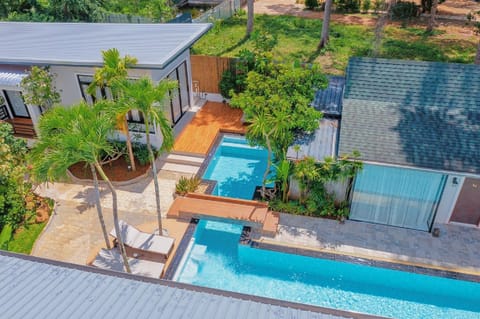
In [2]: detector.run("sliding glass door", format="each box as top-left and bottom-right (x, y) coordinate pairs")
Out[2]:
(350, 164), (446, 231)
(167, 61), (191, 125)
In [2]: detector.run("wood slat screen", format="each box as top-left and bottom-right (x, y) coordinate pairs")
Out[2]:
(191, 55), (234, 94)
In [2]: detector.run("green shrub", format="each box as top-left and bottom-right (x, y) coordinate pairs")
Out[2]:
(175, 176), (201, 195)
(305, 0), (319, 10)
(390, 1), (419, 20)
(132, 142), (152, 166)
(0, 224), (13, 250)
(373, 0), (385, 13)
(219, 69), (237, 99)
(361, 0), (371, 13)
(335, 0), (360, 13)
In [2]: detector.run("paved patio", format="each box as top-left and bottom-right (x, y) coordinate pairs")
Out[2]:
(257, 214), (480, 275)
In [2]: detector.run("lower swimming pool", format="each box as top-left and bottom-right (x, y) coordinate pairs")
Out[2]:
(174, 219), (480, 319)
(202, 135), (271, 200)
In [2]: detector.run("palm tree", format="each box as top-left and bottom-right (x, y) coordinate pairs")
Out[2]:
(246, 0), (254, 37)
(30, 102), (131, 273)
(117, 77), (176, 236)
(318, 0), (333, 49)
(247, 106), (291, 198)
(88, 48), (139, 171)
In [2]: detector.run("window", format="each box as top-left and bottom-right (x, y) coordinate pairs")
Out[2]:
(3, 90), (30, 118)
(166, 61), (191, 124)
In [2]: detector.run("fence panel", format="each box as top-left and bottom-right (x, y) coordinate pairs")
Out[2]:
(193, 0), (241, 23)
(191, 55), (234, 94)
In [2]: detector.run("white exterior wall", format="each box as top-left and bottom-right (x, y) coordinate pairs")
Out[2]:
(434, 175), (465, 225)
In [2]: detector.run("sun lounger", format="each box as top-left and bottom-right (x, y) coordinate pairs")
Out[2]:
(92, 248), (165, 279)
(110, 220), (174, 262)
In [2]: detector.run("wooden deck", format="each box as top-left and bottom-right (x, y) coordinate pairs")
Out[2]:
(167, 193), (279, 236)
(173, 101), (246, 155)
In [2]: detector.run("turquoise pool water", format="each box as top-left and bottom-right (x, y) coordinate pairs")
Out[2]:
(175, 219), (480, 319)
(203, 135), (270, 200)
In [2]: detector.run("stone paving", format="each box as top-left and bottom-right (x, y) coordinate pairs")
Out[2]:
(258, 213), (480, 274)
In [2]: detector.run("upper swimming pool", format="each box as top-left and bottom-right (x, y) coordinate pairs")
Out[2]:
(202, 135), (270, 200)
(174, 219), (480, 319)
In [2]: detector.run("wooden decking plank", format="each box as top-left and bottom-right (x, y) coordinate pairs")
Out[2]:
(173, 101), (245, 155)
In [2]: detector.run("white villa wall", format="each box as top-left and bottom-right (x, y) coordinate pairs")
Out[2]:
(50, 65), (151, 106)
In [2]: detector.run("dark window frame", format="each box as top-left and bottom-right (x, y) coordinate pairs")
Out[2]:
(3, 90), (31, 119)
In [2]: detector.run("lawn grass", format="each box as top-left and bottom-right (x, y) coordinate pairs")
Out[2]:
(6, 222), (48, 254)
(192, 14), (477, 74)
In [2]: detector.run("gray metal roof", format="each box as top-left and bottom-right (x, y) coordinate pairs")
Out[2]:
(0, 251), (368, 319)
(339, 57), (480, 174)
(0, 22), (212, 68)
(312, 76), (345, 117)
(287, 119), (339, 162)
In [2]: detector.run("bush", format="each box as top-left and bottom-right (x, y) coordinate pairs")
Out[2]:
(132, 142), (151, 166)
(373, 0), (385, 13)
(390, 1), (420, 20)
(335, 0), (360, 13)
(219, 69), (237, 99)
(305, 0), (319, 10)
(361, 0), (371, 13)
(175, 176), (201, 195)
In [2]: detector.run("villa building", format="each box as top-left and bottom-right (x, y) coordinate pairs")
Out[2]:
(292, 58), (480, 232)
(0, 22), (211, 148)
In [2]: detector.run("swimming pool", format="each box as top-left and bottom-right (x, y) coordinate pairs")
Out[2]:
(202, 135), (271, 200)
(174, 219), (480, 319)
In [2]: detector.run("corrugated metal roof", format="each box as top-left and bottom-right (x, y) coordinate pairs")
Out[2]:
(312, 76), (345, 117)
(0, 71), (26, 87)
(0, 22), (212, 68)
(0, 252), (364, 319)
(339, 57), (480, 174)
(287, 119), (339, 162)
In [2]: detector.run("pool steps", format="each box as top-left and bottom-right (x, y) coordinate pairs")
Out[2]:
(160, 152), (205, 175)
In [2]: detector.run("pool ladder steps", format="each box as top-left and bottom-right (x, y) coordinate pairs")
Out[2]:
(160, 152), (205, 175)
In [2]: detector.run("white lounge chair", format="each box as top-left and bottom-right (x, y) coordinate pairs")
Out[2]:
(110, 220), (175, 261)
(92, 248), (165, 279)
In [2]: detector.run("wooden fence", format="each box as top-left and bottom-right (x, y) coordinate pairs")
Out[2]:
(191, 55), (234, 94)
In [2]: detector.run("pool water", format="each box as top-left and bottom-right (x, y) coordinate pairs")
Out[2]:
(203, 136), (272, 200)
(175, 219), (480, 319)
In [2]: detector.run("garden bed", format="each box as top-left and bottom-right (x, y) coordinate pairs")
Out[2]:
(69, 157), (150, 182)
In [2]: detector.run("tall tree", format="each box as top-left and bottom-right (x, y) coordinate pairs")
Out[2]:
(30, 102), (131, 272)
(318, 0), (333, 50)
(426, 0), (438, 33)
(88, 48), (139, 171)
(246, 0), (254, 37)
(117, 77), (176, 236)
(372, 0), (395, 57)
(467, 10), (480, 65)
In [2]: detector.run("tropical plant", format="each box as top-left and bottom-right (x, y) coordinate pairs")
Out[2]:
(175, 175), (201, 196)
(293, 156), (320, 204)
(88, 48), (139, 171)
(271, 159), (291, 203)
(319, 0), (333, 49)
(116, 77), (176, 236)
(21, 66), (61, 113)
(0, 122), (31, 233)
(335, 0), (360, 13)
(305, 0), (319, 10)
(29, 102), (131, 272)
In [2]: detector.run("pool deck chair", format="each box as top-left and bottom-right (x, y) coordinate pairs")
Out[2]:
(110, 220), (175, 262)
(92, 248), (165, 279)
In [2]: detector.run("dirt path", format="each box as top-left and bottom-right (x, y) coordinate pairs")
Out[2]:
(254, 0), (480, 38)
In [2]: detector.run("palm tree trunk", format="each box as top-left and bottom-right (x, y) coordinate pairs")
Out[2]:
(145, 123), (164, 236)
(426, 0), (438, 33)
(476, 41), (480, 65)
(124, 118), (136, 172)
(262, 134), (272, 199)
(246, 0), (254, 37)
(95, 162), (131, 273)
(90, 164), (111, 250)
(318, 0), (333, 50)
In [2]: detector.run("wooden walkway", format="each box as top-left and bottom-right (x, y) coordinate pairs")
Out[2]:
(173, 101), (246, 155)
(167, 193), (279, 236)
